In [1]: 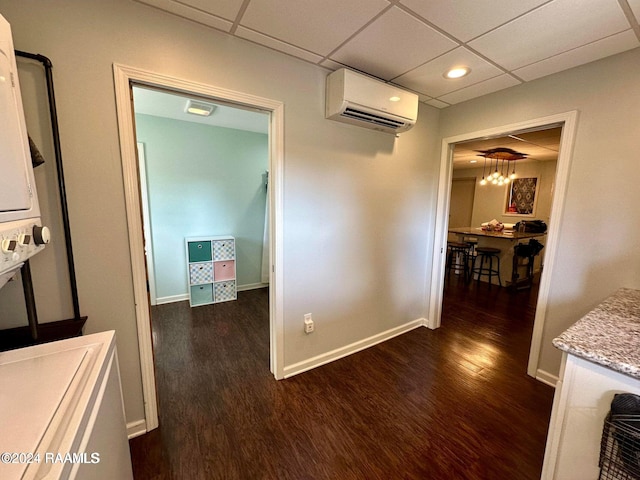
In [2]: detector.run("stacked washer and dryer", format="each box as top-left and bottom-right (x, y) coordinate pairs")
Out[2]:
(0, 14), (133, 480)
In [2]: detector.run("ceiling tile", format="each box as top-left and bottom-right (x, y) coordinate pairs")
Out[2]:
(425, 98), (450, 109)
(329, 7), (457, 80)
(437, 74), (520, 105)
(240, 0), (390, 56)
(134, 0), (640, 107)
(134, 0), (234, 31)
(469, 0), (631, 70)
(393, 47), (504, 97)
(236, 27), (324, 63)
(399, 0), (549, 42)
(178, 0), (245, 21)
(513, 30), (640, 81)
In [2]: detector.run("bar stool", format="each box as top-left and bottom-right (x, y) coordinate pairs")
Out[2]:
(446, 242), (472, 282)
(463, 237), (478, 263)
(472, 247), (502, 287)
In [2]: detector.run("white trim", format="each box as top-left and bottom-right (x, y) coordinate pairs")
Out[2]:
(156, 284), (267, 304)
(237, 282), (269, 292)
(156, 293), (189, 305)
(113, 63), (286, 432)
(127, 419), (147, 439)
(283, 318), (427, 378)
(535, 369), (559, 388)
(428, 111), (579, 382)
(136, 142), (157, 306)
(425, 316), (438, 330)
(526, 112), (578, 378)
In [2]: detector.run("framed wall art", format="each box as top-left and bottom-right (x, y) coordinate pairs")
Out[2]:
(505, 177), (538, 216)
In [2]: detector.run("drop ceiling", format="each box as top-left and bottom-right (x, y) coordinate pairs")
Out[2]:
(453, 127), (562, 169)
(134, 0), (640, 108)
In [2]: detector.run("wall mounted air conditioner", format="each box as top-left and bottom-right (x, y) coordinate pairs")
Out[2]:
(325, 68), (418, 134)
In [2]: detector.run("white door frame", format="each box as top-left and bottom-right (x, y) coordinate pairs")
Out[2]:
(113, 64), (285, 432)
(428, 111), (578, 381)
(135, 142), (157, 306)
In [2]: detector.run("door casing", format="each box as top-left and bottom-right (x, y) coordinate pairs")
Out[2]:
(113, 63), (285, 434)
(428, 111), (578, 384)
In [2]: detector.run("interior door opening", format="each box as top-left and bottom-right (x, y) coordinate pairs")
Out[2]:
(428, 111), (578, 384)
(113, 63), (285, 434)
(131, 86), (270, 307)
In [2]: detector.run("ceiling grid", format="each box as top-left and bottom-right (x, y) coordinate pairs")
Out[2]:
(135, 0), (640, 107)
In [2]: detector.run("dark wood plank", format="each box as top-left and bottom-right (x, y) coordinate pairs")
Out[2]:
(130, 279), (553, 479)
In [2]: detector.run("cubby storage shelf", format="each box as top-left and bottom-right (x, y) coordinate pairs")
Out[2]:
(185, 236), (237, 307)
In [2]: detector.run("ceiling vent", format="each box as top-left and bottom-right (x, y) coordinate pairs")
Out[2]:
(325, 69), (418, 134)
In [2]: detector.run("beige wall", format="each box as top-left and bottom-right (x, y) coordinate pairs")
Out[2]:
(453, 160), (557, 228)
(440, 47), (640, 378)
(0, 0), (441, 425)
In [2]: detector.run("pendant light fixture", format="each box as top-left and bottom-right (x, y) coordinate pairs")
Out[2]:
(480, 155), (488, 185)
(475, 148), (527, 187)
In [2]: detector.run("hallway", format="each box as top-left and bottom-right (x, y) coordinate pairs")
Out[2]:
(129, 280), (553, 479)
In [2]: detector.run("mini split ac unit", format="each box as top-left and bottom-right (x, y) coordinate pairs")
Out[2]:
(325, 68), (418, 134)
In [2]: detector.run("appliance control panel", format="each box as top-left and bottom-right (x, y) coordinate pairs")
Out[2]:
(0, 218), (49, 273)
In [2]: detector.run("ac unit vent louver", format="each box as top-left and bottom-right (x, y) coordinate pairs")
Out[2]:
(325, 68), (418, 134)
(342, 108), (407, 129)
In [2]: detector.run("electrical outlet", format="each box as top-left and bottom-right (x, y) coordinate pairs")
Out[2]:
(304, 313), (314, 334)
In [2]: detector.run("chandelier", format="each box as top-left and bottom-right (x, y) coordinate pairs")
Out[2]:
(477, 147), (527, 186)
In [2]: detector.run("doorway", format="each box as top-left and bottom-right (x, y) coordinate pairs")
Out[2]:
(448, 178), (476, 234)
(113, 64), (284, 434)
(428, 112), (578, 383)
(132, 86), (270, 306)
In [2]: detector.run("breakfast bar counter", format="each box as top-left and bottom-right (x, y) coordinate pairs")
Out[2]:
(447, 226), (547, 286)
(448, 226), (547, 241)
(542, 288), (640, 479)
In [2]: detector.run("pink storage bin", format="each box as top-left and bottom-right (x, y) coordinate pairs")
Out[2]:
(214, 260), (235, 281)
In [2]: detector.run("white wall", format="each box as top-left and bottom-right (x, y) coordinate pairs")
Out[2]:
(0, 0), (441, 425)
(439, 47), (640, 379)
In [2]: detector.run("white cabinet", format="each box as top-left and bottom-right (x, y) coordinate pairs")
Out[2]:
(186, 236), (237, 307)
(542, 353), (640, 479)
(0, 331), (133, 480)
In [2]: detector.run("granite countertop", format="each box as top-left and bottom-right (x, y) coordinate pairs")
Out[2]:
(553, 288), (640, 378)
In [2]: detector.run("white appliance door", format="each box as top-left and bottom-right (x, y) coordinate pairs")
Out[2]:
(0, 39), (32, 213)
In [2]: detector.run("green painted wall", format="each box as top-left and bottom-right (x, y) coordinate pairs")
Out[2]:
(135, 114), (268, 301)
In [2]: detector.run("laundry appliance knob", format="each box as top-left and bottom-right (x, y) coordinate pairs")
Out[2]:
(33, 225), (51, 246)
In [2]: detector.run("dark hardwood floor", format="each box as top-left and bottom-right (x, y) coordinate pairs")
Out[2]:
(129, 276), (554, 479)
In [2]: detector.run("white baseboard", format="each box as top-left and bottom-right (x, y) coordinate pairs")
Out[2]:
(156, 284), (268, 305)
(283, 318), (427, 378)
(156, 293), (189, 305)
(237, 282), (269, 292)
(536, 369), (559, 388)
(127, 419), (147, 439)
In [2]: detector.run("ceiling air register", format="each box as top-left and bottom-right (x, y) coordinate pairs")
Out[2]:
(326, 68), (418, 134)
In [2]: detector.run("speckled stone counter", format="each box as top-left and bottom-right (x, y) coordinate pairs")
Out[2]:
(553, 287), (640, 379)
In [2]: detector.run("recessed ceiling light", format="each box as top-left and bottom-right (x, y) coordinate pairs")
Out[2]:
(389, 96), (401, 102)
(185, 99), (216, 116)
(444, 66), (471, 79)
(470, 160), (477, 163)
